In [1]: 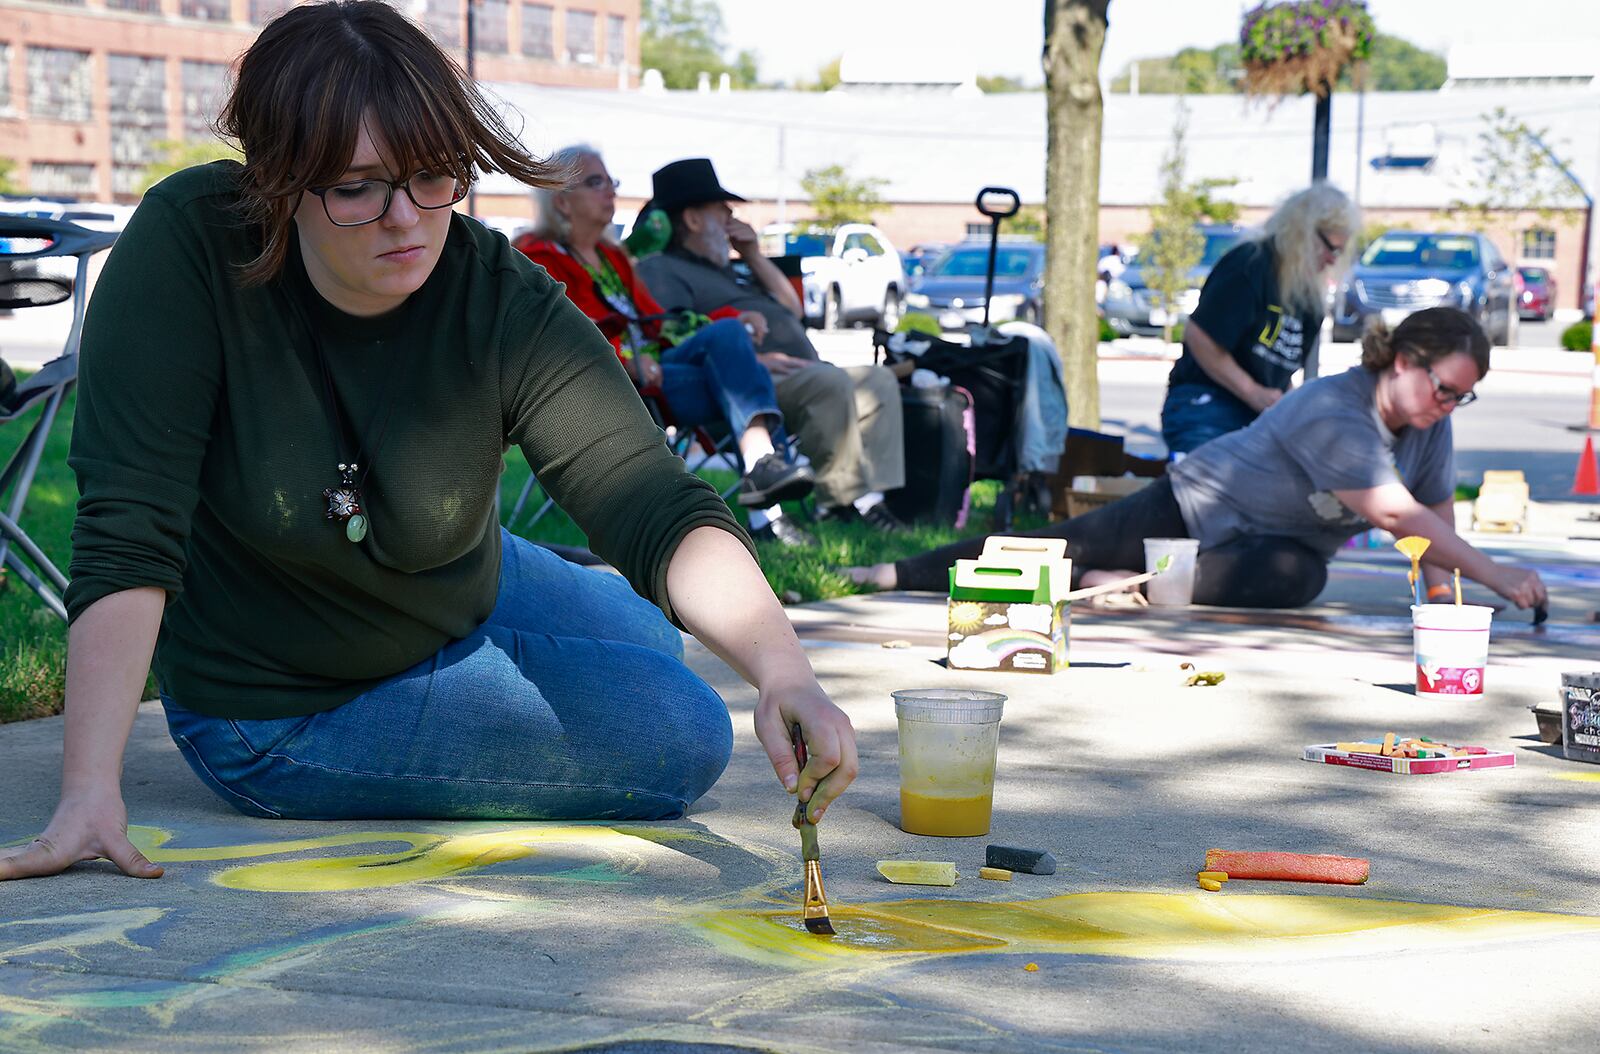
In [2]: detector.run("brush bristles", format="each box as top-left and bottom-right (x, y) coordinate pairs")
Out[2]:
(802, 860), (833, 935)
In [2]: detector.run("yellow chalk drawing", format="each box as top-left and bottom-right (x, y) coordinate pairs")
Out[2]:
(127, 824), (681, 893)
(1552, 771), (1600, 782)
(693, 891), (1600, 968)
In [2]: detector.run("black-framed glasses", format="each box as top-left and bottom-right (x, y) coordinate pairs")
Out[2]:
(307, 171), (469, 227)
(577, 174), (620, 191)
(1316, 229), (1345, 256)
(1427, 366), (1478, 407)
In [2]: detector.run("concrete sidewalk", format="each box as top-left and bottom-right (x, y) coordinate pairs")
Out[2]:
(4, 533), (1600, 1052)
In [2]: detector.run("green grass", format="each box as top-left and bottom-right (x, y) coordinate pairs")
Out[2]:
(3, 395), (1029, 723)
(1, 383), (75, 723)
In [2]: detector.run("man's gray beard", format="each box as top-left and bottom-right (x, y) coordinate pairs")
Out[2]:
(701, 220), (731, 264)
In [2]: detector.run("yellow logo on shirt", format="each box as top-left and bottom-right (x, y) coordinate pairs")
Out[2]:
(1257, 305), (1285, 346)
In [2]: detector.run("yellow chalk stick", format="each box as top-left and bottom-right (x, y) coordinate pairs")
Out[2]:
(979, 867), (1013, 881)
(876, 860), (958, 886)
(1024, 962), (1039, 972)
(1196, 871), (1229, 882)
(1198, 878), (1223, 892)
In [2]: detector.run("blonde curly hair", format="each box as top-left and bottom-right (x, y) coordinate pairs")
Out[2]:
(1251, 182), (1360, 317)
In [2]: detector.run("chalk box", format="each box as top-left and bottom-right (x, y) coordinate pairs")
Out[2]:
(946, 537), (1072, 674)
(1302, 743), (1515, 775)
(1560, 671), (1600, 765)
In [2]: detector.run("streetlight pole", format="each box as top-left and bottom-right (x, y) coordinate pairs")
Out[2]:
(464, 0), (477, 218)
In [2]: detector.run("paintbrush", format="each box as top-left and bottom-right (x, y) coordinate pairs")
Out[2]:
(1453, 568), (1462, 605)
(1394, 536), (1431, 607)
(790, 723), (835, 935)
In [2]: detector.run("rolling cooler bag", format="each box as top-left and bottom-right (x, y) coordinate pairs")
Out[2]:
(886, 381), (974, 527)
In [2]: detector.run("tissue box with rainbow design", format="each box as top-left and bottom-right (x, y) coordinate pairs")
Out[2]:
(946, 537), (1072, 674)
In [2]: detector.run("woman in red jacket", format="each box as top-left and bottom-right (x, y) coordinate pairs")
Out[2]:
(515, 146), (814, 542)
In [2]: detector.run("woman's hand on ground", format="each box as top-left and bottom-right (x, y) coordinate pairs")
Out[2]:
(754, 682), (858, 825)
(0, 791), (162, 881)
(1487, 565), (1547, 610)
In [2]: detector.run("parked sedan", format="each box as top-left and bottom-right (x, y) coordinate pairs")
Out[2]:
(1101, 224), (1246, 337)
(1331, 231), (1516, 345)
(903, 240), (1045, 330)
(1515, 266), (1556, 321)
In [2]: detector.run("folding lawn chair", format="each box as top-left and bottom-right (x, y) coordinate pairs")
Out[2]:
(0, 216), (119, 621)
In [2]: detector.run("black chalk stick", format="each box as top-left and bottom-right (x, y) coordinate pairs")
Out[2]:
(985, 844), (1056, 875)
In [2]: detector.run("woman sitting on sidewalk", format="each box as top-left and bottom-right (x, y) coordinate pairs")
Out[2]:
(850, 308), (1547, 612)
(515, 145), (815, 531)
(0, 1), (855, 884)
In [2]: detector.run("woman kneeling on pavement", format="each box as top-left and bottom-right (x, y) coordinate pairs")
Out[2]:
(0, 1), (855, 884)
(515, 144), (816, 526)
(850, 307), (1548, 613)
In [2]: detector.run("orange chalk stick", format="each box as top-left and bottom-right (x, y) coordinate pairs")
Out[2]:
(1203, 849), (1370, 885)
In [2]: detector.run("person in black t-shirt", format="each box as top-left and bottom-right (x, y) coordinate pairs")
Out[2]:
(1162, 183), (1359, 458)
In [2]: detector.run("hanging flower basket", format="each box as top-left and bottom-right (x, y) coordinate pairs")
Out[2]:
(1239, 0), (1376, 99)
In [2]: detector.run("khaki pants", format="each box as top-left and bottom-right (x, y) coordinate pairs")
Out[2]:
(774, 362), (904, 508)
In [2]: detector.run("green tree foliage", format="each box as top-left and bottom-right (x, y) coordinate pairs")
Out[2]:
(799, 165), (888, 227)
(1142, 103), (1207, 343)
(1343, 33), (1445, 90)
(1110, 33), (1442, 93)
(800, 55), (843, 91)
(640, 0), (760, 89)
(1009, 204), (1046, 241)
(977, 74), (1034, 93)
(0, 157), (20, 196)
(1446, 107), (1584, 229)
(1110, 45), (1240, 94)
(139, 140), (243, 195)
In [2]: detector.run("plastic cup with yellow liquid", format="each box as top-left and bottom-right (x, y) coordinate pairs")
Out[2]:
(892, 689), (1006, 837)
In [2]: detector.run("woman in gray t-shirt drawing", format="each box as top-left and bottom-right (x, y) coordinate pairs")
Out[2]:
(850, 308), (1547, 612)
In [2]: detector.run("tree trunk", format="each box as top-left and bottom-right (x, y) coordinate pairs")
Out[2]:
(1043, 0), (1110, 430)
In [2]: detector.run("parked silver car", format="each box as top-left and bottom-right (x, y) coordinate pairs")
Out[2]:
(764, 223), (905, 330)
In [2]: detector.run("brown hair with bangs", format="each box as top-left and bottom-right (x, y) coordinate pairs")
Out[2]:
(218, 0), (561, 285)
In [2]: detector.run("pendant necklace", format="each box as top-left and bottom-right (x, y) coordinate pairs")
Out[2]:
(288, 295), (408, 544)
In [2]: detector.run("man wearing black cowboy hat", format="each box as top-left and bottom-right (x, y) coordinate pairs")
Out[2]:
(638, 158), (907, 536)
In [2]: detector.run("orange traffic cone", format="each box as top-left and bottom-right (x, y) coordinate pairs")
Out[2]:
(1575, 435), (1600, 496)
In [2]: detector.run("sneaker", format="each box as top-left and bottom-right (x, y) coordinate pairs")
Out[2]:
(750, 516), (818, 547)
(738, 453), (815, 508)
(813, 503), (860, 525)
(860, 501), (910, 533)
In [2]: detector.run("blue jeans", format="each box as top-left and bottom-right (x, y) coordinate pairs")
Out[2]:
(161, 530), (733, 821)
(658, 318), (781, 443)
(1160, 383), (1260, 457)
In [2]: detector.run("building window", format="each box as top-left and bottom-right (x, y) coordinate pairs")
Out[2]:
(565, 9), (596, 64)
(1522, 228), (1556, 260)
(476, 0), (509, 55)
(521, 3), (553, 59)
(109, 54), (168, 170)
(32, 162), (98, 197)
(181, 60), (230, 140)
(425, 0), (461, 49)
(113, 164), (150, 196)
(180, 0), (232, 20)
(0, 45), (11, 112)
(250, 0), (294, 23)
(105, 0), (163, 12)
(27, 47), (93, 123)
(605, 13), (624, 67)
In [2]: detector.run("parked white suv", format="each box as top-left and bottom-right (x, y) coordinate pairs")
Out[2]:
(763, 222), (905, 330)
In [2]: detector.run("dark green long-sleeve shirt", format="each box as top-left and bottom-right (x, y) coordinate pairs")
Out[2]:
(66, 162), (750, 719)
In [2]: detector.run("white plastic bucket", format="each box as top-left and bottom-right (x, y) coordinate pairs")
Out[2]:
(1412, 604), (1494, 696)
(1144, 538), (1200, 606)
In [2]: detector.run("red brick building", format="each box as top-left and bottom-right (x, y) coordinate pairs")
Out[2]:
(0, 0), (639, 202)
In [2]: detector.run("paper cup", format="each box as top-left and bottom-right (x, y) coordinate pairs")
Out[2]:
(1412, 604), (1494, 696)
(1144, 537), (1200, 606)
(892, 689), (1005, 837)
